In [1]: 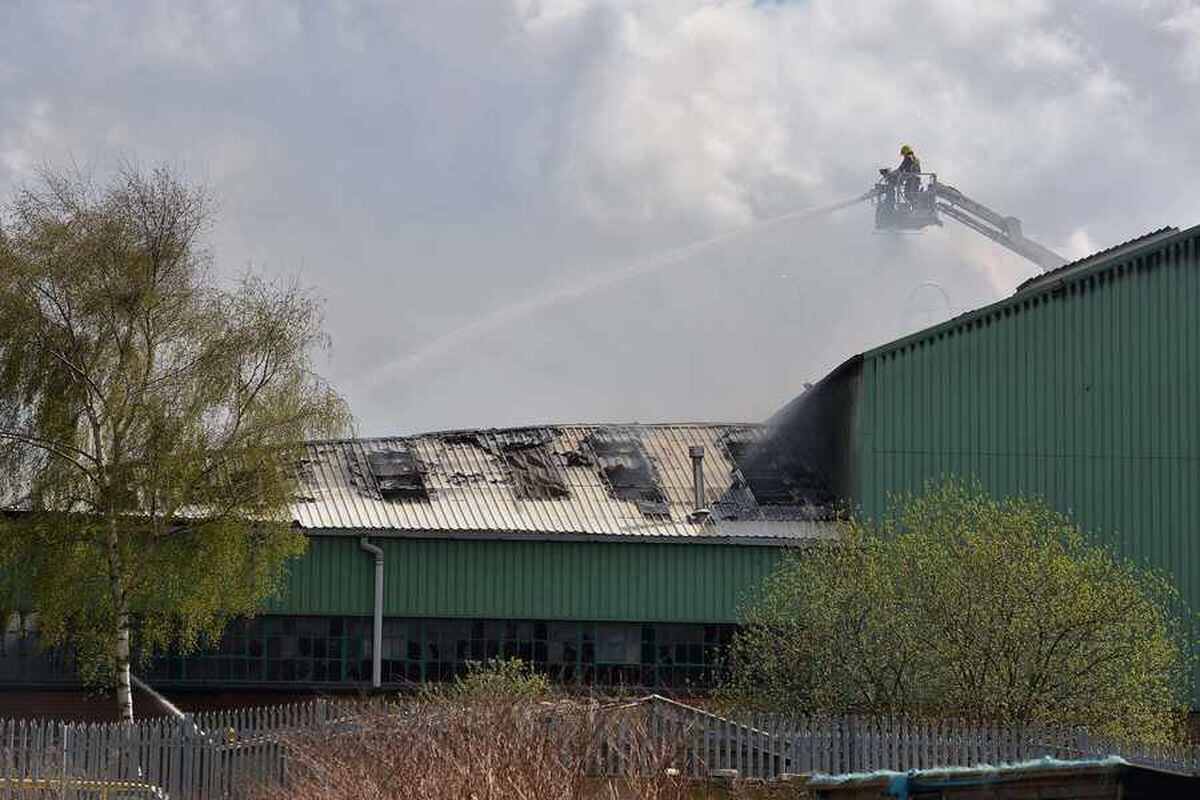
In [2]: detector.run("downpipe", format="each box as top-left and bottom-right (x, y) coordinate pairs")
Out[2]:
(358, 536), (384, 690)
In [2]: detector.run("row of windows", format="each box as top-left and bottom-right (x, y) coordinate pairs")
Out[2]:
(144, 616), (737, 689)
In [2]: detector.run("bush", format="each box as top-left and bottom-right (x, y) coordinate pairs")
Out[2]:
(451, 657), (553, 701)
(721, 479), (1190, 744)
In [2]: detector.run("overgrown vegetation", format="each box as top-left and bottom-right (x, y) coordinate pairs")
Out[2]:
(450, 656), (554, 701)
(0, 165), (351, 720)
(254, 698), (795, 800)
(721, 479), (1190, 744)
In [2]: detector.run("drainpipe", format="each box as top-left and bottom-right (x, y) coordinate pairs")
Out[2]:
(358, 536), (384, 690)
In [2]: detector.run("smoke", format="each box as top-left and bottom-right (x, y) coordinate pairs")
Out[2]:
(353, 192), (869, 393)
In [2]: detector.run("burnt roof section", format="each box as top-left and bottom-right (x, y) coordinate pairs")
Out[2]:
(583, 432), (669, 516)
(1015, 226), (1178, 293)
(364, 447), (428, 501)
(292, 424), (833, 541)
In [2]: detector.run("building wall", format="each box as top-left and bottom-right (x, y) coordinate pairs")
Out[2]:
(851, 229), (1200, 690)
(270, 535), (790, 623)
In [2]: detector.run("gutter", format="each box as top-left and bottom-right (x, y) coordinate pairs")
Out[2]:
(358, 536), (384, 689)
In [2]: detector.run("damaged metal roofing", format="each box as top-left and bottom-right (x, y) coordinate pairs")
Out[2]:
(292, 423), (833, 541)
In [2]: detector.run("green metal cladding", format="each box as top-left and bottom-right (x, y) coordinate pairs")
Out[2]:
(269, 535), (788, 623)
(852, 226), (1200, 692)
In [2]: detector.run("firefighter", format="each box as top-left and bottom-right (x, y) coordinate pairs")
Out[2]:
(896, 144), (921, 174)
(894, 144), (921, 203)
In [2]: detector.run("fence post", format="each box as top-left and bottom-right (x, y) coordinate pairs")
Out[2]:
(1076, 726), (1090, 756)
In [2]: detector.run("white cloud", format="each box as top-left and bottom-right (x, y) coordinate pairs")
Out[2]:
(1163, 3), (1200, 81)
(536, 0), (1151, 235)
(42, 0), (303, 70)
(0, 100), (62, 180)
(3, 0), (1200, 432)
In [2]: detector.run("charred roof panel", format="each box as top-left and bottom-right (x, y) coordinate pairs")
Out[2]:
(366, 447), (428, 501)
(496, 441), (569, 501)
(584, 432), (667, 513)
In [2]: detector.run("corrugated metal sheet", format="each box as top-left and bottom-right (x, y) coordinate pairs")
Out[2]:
(270, 535), (788, 622)
(850, 224), (1200, 695)
(1015, 226), (1178, 294)
(292, 423), (830, 541)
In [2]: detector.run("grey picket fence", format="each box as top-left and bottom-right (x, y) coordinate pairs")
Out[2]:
(0, 699), (334, 798)
(631, 695), (1200, 780)
(0, 697), (1195, 797)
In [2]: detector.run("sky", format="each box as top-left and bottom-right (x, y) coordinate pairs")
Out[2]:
(2, 0), (1200, 435)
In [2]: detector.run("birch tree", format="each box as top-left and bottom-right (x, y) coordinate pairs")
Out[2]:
(0, 166), (350, 720)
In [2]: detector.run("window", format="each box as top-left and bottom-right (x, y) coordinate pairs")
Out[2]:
(145, 616), (740, 690)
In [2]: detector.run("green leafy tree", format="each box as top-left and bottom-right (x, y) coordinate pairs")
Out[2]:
(722, 480), (1190, 744)
(0, 166), (351, 720)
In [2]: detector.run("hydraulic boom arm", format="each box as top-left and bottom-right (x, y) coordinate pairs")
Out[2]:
(870, 169), (1066, 272)
(935, 184), (1066, 272)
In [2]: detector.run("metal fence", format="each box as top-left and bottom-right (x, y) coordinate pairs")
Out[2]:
(637, 695), (1200, 779)
(0, 697), (1195, 797)
(0, 700), (331, 798)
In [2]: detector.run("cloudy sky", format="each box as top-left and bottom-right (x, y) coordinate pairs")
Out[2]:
(3, 1), (1199, 435)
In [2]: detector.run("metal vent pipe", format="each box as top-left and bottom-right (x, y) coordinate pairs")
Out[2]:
(689, 446), (709, 521)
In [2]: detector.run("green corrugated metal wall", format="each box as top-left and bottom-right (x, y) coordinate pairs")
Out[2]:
(269, 535), (788, 623)
(853, 227), (1200, 691)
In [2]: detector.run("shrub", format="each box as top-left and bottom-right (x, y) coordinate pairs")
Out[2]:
(451, 657), (553, 701)
(721, 479), (1190, 744)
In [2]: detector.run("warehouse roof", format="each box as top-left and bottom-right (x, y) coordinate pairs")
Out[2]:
(292, 423), (834, 542)
(1015, 226), (1179, 293)
(865, 221), (1200, 360)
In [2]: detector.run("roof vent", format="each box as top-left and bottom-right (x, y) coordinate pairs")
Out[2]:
(688, 445), (710, 523)
(366, 448), (429, 502)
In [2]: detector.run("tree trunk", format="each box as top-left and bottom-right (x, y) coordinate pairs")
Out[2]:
(106, 521), (134, 723)
(114, 610), (134, 723)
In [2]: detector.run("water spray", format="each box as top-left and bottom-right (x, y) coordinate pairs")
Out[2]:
(354, 191), (875, 393)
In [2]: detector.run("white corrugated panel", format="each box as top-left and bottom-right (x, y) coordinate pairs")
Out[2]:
(291, 423), (833, 541)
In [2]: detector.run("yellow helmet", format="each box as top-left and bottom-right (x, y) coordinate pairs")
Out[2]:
(900, 144), (914, 156)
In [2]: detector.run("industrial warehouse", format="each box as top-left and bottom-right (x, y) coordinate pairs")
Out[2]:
(139, 220), (1200, 702)
(141, 423), (829, 691)
(1, 221), (1198, 709)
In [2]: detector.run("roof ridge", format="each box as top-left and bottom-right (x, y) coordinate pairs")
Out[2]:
(306, 421), (763, 446)
(1015, 226), (1178, 293)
